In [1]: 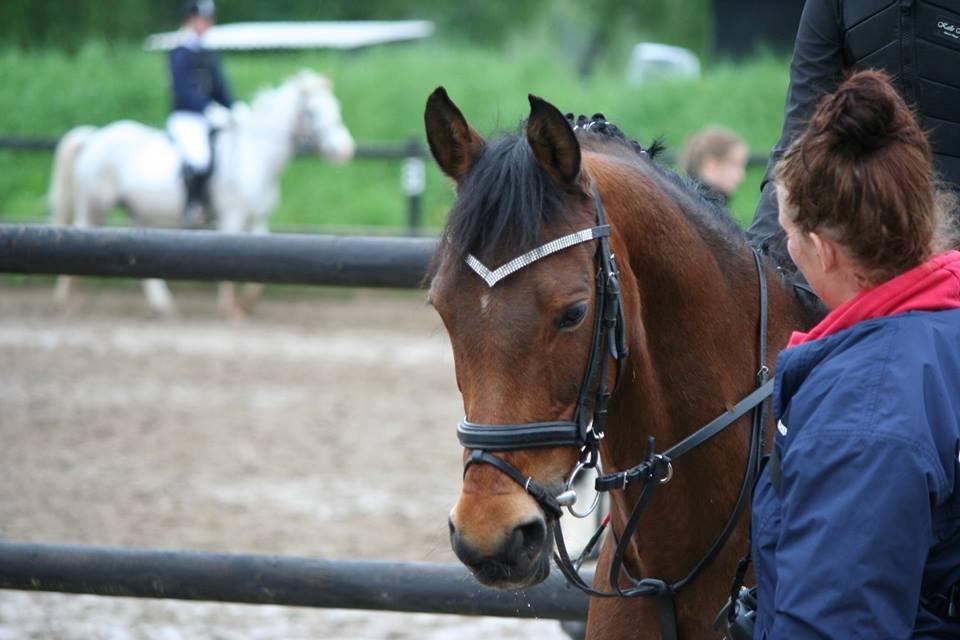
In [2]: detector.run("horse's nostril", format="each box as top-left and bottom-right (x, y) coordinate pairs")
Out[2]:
(509, 519), (548, 559)
(448, 518), (456, 537)
(451, 530), (484, 568)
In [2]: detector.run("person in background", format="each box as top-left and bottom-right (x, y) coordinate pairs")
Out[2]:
(750, 69), (960, 639)
(166, 0), (233, 227)
(747, 0), (960, 279)
(677, 125), (748, 204)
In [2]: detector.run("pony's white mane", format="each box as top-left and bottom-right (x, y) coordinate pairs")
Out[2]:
(249, 69), (333, 112)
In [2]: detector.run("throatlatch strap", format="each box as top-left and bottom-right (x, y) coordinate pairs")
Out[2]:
(726, 249), (772, 621)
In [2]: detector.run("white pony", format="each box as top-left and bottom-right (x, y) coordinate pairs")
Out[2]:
(49, 69), (355, 317)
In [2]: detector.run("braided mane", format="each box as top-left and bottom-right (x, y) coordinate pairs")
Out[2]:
(438, 112), (745, 268)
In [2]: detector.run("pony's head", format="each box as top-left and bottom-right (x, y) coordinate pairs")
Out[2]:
(291, 69), (355, 164)
(425, 88), (627, 589)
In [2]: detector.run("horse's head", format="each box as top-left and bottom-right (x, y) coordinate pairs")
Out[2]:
(292, 69), (355, 164)
(425, 88), (627, 589)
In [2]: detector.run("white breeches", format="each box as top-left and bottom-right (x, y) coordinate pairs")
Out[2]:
(166, 112), (211, 173)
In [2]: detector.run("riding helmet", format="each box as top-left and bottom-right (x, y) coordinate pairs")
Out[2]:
(182, 0), (215, 19)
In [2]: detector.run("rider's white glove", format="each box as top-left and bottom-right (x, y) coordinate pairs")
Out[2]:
(204, 102), (232, 129)
(230, 101), (251, 125)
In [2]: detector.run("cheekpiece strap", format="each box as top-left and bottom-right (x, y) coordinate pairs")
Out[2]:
(466, 225), (611, 288)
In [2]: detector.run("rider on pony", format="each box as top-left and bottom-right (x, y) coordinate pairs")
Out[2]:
(166, 0), (233, 227)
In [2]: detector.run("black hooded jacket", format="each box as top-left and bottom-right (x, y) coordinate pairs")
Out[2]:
(748, 0), (960, 273)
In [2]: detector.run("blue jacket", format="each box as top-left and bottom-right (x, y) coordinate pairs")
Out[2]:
(169, 45), (233, 113)
(752, 308), (960, 639)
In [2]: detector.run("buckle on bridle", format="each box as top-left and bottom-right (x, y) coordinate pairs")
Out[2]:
(579, 425), (604, 468)
(654, 455), (674, 485)
(756, 365), (770, 384)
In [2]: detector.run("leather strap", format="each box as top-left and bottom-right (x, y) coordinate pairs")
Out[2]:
(463, 450), (563, 519)
(457, 420), (582, 450)
(657, 589), (679, 640)
(594, 379), (773, 492)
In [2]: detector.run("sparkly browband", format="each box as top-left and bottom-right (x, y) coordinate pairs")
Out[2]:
(465, 225), (611, 288)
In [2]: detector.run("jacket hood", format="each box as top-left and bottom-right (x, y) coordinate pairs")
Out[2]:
(788, 250), (960, 347)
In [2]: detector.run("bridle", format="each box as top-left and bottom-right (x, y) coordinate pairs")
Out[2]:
(455, 184), (772, 640)
(459, 184), (628, 518)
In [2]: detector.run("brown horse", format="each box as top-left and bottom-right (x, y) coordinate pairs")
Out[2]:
(424, 88), (812, 639)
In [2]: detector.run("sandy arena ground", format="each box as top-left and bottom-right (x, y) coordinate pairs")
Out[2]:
(0, 283), (574, 639)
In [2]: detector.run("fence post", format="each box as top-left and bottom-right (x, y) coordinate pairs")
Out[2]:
(401, 138), (426, 235)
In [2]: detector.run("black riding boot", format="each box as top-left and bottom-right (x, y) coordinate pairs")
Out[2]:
(182, 166), (211, 228)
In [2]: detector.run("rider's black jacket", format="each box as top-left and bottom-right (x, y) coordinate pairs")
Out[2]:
(747, 0), (960, 274)
(170, 44), (233, 114)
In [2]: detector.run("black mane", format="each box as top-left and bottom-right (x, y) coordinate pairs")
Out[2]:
(442, 132), (568, 263)
(566, 113), (744, 243)
(439, 113), (746, 265)
(566, 113), (665, 160)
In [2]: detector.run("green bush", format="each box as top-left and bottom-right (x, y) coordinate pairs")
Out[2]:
(0, 40), (789, 231)
(0, 1), (707, 52)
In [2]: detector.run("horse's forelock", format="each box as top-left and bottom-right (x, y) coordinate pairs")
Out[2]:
(440, 134), (576, 265)
(437, 117), (746, 274)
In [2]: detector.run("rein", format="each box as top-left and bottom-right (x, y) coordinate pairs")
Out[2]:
(455, 186), (772, 640)
(552, 248), (769, 638)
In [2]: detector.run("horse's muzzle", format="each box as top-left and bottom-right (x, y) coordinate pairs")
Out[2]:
(449, 516), (553, 589)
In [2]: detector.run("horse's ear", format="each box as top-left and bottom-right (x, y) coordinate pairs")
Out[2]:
(527, 95), (580, 186)
(424, 87), (485, 184)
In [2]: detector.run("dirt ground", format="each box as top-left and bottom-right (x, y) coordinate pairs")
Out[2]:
(0, 283), (572, 640)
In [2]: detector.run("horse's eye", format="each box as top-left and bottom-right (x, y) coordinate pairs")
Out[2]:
(555, 302), (588, 330)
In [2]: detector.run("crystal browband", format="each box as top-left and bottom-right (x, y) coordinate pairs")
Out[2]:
(465, 225), (611, 288)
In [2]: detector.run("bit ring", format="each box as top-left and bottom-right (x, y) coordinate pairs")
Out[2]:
(563, 461), (602, 519)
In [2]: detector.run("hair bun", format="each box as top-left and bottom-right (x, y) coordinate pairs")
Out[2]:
(815, 70), (908, 155)
(776, 68), (938, 284)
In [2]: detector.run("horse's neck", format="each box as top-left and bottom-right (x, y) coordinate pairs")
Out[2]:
(231, 86), (300, 179)
(598, 169), (800, 572)
(603, 189), (753, 457)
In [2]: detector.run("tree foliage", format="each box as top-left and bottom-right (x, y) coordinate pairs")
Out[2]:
(0, 0), (710, 53)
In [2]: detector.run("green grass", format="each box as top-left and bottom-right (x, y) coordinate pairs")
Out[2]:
(0, 40), (788, 232)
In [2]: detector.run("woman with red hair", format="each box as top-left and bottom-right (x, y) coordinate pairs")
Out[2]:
(749, 70), (960, 637)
